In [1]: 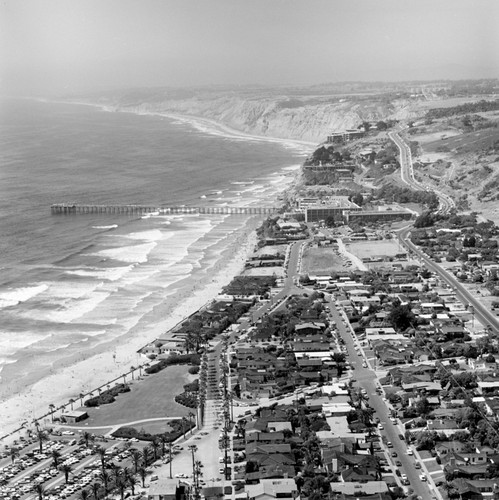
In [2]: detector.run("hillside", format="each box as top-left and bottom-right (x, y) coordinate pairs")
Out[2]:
(76, 85), (426, 143)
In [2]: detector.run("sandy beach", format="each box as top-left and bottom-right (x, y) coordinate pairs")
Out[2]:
(0, 110), (315, 443)
(0, 226), (258, 442)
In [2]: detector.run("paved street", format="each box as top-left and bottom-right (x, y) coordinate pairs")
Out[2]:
(328, 299), (439, 500)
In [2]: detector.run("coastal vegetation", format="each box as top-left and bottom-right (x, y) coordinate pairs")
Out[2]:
(222, 275), (276, 296)
(425, 99), (499, 120)
(144, 353), (200, 375)
(112, 417), (194, 442)
(83, 384), (131, 408)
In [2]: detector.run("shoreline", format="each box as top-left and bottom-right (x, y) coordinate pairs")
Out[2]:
(0, 221), (259, 441)
(0, 102), (315, 443)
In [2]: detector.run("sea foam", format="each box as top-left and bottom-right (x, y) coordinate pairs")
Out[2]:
(0, 284), (49, 309)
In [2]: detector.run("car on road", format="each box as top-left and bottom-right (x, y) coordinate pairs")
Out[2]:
(387, 442), (393, 448)
(377, 424), (384, 430)
(396, 460), (402, 467)
(414, 462), (421, 469)
(420, 474), (427, 481)
(391, 451), (397, 457)
(407, 448), (413, 455)
(362, 362), (367, 368)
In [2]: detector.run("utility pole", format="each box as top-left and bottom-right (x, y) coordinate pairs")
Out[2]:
(168, 442), (172, 479)
(188, 444), (199, 500)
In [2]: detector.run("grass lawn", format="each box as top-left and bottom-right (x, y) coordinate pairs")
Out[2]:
(348, 240), (401, 259)
(301, 247), (347, 274)
(76, 365), (193, 427)
(131, 421), (174, 435)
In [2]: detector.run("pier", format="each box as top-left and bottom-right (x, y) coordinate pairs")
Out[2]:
(51, 204), (279, 215)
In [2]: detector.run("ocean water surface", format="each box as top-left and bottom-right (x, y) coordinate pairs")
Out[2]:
(0, 98), (309, 420)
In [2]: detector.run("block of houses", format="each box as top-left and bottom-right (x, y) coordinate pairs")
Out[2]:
(245, 478), (299, 500)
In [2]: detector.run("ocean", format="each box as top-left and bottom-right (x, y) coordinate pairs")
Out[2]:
(0, 98), (309, 431)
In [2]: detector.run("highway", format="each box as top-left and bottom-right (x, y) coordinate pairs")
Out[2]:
(327, 301), (437, 500)
(388, 129), (455, 214)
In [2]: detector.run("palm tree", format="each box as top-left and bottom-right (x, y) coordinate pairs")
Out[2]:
(142, 447), (153, 467)
(116, 477), (127, 500)
(49, 404), (56, 423)
(69, 398), (75, 411)
(79, 490), (90, 500)
(91, 482), (101, 500)
(138, 466), (147, 488)
(96, 446), (107, 472)
(36, 428), (48, 453)
(127, 474), (138, 495)
(130, 449), (142, 474)
(79, 393), (85, 407)
(130, 366), (136, 380)
(98, 470), (110, 495)
(60, 463), (73, 483)
(82, 431), (94, 448)
(51, 449), (62, 468)
(188, 412), (195, 434)
(194, 460), (203, 489)
(9, 447), (19, 464)
(159, 433), (169, 456)
(33, 483), (45, 500)
(109, 463), (122, 486)
(150, 438), (160, 461)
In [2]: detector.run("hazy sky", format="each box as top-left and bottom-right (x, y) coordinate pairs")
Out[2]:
(1, 0), (498, 94)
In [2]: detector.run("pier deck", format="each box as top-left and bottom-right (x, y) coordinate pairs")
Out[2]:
(51, 204), (279, 215)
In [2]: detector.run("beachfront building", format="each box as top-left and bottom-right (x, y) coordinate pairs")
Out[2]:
(61, 410), (88, 424)
(326, 129), (366, 144)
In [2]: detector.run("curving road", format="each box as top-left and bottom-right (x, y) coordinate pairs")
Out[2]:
(388, 129), (455, 214)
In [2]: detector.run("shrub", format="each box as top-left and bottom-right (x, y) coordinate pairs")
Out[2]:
(144, 353), (201, 375)
(112, 418), (195, 442)
(175, 393), (198, 408)
(188, 365), (200, 374)
(84, 384), (130, 407)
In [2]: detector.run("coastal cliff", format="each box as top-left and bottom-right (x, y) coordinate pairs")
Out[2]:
(85, 87), (423, 143)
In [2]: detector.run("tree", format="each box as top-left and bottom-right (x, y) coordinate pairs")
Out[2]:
(82, 431), (94, 448)
(376, 120), (388, 131)
(36, 428), (48, 453)
(127, 474), (138, 496)
(79, 490), (90, 500)
(389, 304), (415, 331)
(416, 431), (438, 451)
(60, 464), (73, 483)
(138, 466), (147, 488)
(188, 411), (196, 433)
(98, 470), (110, 495)
(91, 482), (101, 500)
(9, 447), (19, 464)
(96, 446), (107, 472)
(414, 396), (431, 416)
(33, 484), (45, 500)
(49, 403), (56, 422)
(51, 449), (62, 468)
(130, 449), (142, 474)
(351, 193), (364, 206)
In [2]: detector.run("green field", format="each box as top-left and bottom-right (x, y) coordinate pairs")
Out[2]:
(424, 128), (499, 154)
(301, 247), (347, 274)
(76, 365), (193, 428)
